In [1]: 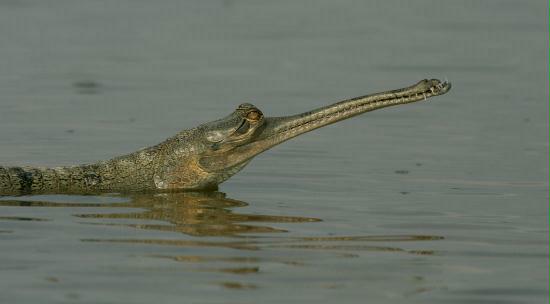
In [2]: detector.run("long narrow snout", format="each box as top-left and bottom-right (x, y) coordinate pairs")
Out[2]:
(261, 79), (451, 144)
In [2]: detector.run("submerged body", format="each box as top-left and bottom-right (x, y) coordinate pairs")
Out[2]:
(0, 79), (451, 196)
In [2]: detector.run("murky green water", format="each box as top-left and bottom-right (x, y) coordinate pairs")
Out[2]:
(0, 1), (548, 303)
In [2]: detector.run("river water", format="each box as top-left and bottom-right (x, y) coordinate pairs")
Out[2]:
(0, 1), (548, 303)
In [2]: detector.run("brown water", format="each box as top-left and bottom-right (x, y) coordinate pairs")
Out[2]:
(0, 1), (548, 303)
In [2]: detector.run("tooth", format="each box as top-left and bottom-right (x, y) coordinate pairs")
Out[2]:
(423, 93), (427, 100)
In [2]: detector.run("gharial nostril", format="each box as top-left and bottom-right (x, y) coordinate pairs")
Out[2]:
(416, 79), (430, 88)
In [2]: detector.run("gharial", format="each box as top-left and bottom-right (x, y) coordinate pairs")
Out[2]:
(0, 79), (451, 196)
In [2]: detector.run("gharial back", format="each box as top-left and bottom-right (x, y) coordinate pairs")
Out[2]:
(0, 165), (104, 196)
(0, 131), (213, 196)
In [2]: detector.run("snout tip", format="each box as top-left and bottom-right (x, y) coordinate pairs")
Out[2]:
(415, 78), (452, 96)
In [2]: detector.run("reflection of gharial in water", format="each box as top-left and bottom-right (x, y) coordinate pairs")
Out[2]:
(0, 192), (443, 253)
(0, 79), (451, 195)
(75, 192), (321, 236)
(0, 192), (443, 288)
(0, 192), (319, 237)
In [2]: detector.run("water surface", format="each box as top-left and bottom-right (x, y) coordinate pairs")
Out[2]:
(0, 1), (548, 303)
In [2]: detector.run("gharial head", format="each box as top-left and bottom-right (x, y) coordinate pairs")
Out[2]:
(158, 79), (451, 190)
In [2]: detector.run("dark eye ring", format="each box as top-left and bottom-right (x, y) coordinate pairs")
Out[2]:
(235, 120), (250, 135)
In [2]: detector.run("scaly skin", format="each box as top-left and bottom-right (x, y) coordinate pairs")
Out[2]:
(0, 79), (451, 196)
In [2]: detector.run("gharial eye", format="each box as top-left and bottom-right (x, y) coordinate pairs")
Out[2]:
(246, 110), (262, 121)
